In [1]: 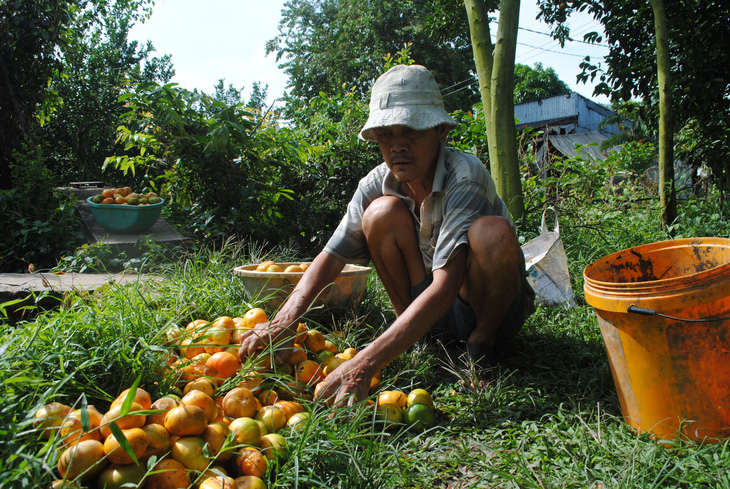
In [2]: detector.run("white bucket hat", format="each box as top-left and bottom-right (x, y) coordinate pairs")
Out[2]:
(359, 65), (458, 142)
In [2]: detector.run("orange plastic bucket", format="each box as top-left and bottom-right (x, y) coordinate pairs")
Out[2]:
(584, 237), (730, 442)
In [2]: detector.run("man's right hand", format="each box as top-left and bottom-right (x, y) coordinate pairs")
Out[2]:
(237, 321), (297, 366)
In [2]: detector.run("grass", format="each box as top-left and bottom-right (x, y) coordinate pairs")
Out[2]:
(3, 179), (730, 488)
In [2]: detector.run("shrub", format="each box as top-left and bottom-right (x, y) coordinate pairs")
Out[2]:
(0, 143), (85, 273)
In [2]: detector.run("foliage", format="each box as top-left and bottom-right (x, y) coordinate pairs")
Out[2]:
(281, 87), (380, 253)
(538, 0), (730, 190)
(268, 0), (478, 118)
(39, 8), (174, 186)
(104, 82), (305, 245)
(0, 142), (85, 273)
(513, 62), (572, 104)
(0, 0), (154, 190)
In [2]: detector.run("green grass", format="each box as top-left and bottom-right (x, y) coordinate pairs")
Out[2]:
(3, 183), (730, 488)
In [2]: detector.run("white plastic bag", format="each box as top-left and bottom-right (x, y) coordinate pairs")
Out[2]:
(521, 207), (576, 307)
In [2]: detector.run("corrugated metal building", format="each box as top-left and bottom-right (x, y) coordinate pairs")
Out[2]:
(514, 92), (619, 135)
(514, 92), (623, 173)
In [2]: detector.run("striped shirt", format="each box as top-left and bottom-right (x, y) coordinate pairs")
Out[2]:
(324, 145), (512, 272)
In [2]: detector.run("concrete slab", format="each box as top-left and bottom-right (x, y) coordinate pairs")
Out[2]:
(0, 272), (162, 316)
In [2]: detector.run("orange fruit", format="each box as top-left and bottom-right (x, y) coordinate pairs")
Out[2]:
(339, 347), (358, 360)
(322, 340), (338, 354)
(287, 411), (310, 430)
(111, 387), (152, 411)
(146, 397), (180, 426)
(295, 323), (309, 343)
(59, 405), (103, 446)
(181, 389), (219, 423)
(404, 403), (435, 432)
(142, 423), (172, 459)
(259, 433), (289, 462)
(201, 422), (234, 462)
(202, 325), (232, 355)
(377, 390), (407, 408)
(284, 346), (308, 366)
(295, 360), (324, 385)
(164, 405), (208, 437)
(211, 315), (236, 332)
(303, 330), (326, 353)
(186, 319), (210, 333)
(235, 447), (268, 478)
(103, 427), (148, 465)
(34, 402), (72, 439)
(273, 400), (304, 421)
(323, 357), (347, 376)
(180, 337), (207, 359)
(257, 389), (279, 406)
(184, 377), (218, 398)
(143, 458), (189, 489)
(255, 260), (275, 271)
(376, 403), (404, 429)
(100, 402), (145, 439)
(315, 349), (335, 368)
(205, 351), (242, 385)
(101, 189), (114, 199)
(199, 475), (236, 489)
(97, 463), (147, 489)
(236, 376), (264, 392)
(228, 416), (263, 447)
(242, 308), (268, 329)
(266, 264), (282, 273)
(222, 387), (258, 419)
(232, 475), (267, 489)
(406, 388), (434, 409)
(283, 264), (303, 272)
(101, 197), (115, 204)
(57, 439), (106, 482)
(171, 435), (210, 472)
(254, 406), (287, 433)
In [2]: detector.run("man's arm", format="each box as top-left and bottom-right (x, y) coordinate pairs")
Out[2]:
(238, 251), (345, 364)
(317, 248), (466, 405)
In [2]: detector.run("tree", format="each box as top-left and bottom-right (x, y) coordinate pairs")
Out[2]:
(541, 0), (730, 222)
(267, 0), (478, 118)
(40, 11), (173, 184)
(648, 0), (676, 229)
(464, 0), (525, 221)
(0, 0), (75, 189)
(514, 62), (571, 104)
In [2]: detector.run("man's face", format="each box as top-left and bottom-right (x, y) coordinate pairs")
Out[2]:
(374, 125), (450, 184)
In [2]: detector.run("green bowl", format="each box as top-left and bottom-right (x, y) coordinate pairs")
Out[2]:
(86, 197), (165, 233)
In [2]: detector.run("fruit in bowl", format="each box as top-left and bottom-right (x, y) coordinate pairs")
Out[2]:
(86, 187), (165, 233)
(90, 187), (161, 206)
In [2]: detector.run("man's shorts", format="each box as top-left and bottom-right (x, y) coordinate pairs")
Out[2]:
(411, 252), (535, 347)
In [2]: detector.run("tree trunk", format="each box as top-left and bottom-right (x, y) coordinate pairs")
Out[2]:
(465, 0), (525, 221)
(649, 0), (677, 230)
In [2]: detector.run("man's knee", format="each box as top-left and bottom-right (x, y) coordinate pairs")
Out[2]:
(468, 216), (521, 265)
(362, 196), (411, 236)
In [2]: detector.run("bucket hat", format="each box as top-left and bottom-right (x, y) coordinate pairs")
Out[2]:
(359, 65), (458, 142)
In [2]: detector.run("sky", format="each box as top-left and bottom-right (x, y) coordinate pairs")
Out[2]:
(129, 0), (610, 107)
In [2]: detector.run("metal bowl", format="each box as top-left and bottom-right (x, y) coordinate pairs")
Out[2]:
(86, 197), (165, 233)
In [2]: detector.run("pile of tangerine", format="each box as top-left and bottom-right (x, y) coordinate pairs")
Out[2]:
(35, 308), (435, 489)
(90, 186), (162, 206)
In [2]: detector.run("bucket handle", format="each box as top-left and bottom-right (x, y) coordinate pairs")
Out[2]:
(541, 207), (559, 235)
(627, 305), (730, 323)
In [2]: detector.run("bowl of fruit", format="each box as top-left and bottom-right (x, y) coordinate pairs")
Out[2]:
(87, 187), (165, 233)
(234, 261), (371, 310)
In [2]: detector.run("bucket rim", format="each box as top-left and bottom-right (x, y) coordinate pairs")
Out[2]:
(584, 237), (730, 313)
